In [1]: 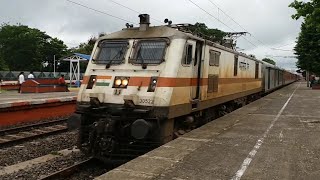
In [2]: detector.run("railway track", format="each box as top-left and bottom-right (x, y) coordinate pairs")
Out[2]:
(38, 144), (155, 180)
(39, 158), (107, 180)
(0, 119), (68, 146)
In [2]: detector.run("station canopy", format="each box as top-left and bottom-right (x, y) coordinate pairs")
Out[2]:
(63, 53), (91, 62)
(62, 53), (91, 87)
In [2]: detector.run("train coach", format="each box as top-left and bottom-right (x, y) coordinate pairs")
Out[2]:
(262, 63), (297, 92)
(71, 14), (298, 161)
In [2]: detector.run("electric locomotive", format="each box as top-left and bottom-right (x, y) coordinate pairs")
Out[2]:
(71, 14), (297, 161)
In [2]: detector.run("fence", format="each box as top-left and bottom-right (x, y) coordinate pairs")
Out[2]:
(0, 71), (85, 81)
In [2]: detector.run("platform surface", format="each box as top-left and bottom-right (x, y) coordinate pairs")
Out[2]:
(0, 91), (78, 108)
(97, 82), (320, 180)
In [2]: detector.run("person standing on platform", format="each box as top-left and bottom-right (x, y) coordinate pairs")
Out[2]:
(58, 74), (69, 92)
(28, 71), (35, 79)
(310, 76), (316, 88)
(18, 72), (25, 93)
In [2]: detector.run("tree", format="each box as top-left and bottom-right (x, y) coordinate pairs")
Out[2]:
(70, 32), (106, 55)
(41, 38), (68, 72)
(289, 0), (320, 74)
(189, 23), (227, 43)
(0, 24), (68, 71)
(262, 58), (276, 65)
(66, 33), (106, 73)
(0, 55), (8, 70)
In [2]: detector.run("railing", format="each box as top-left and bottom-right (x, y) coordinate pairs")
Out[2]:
(0, 71), (84, 81)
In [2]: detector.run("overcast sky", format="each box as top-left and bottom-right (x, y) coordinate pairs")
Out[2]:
(0, 0), (305, 70)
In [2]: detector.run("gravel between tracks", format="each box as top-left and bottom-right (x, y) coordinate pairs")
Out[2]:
(0, 130), (78, 167)
(67, 163), (110, 180)
(0, 150), (88, 180)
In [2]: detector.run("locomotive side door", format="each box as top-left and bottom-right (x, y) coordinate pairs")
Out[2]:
(191, 41), (204, 101)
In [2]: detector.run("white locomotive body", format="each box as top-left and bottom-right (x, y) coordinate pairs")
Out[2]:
(73, 14), (297, 161)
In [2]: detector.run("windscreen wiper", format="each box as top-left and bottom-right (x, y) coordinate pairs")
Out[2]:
(106, 49), (123, 68)
(137, 51), (147, 69)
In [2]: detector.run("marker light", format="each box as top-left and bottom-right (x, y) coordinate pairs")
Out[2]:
(122, 79), (129, 86)
(148, 77), (158, 92)
(152, 79), (157, 84)
(86, 75), (97, 89)
(115, 79), (122, 86)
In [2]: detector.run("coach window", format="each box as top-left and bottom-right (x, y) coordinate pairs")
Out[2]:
(183, 44), (193, 65)
(234, 55), (238, 76)
(209, 50), (220, 66)
(255, 62), (259, 79)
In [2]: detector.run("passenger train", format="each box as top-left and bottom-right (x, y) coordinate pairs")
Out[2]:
(71, 14), (298, 161)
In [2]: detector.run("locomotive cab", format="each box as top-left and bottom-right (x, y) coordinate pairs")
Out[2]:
(74, 15), (191, 160)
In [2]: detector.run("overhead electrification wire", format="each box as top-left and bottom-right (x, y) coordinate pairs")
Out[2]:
(207, 0), (266, 46)
(266, 55), (297, 58)
(66, 0), (136, 24)
(271, 48), (294, 52)
(274, 42), (296, 49)
(108, 0), (141, 14)
(108, 0), (163, 24)
(186, 0), (258, 48)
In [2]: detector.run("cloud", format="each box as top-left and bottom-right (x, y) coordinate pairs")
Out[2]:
(0, 0), (303, 69)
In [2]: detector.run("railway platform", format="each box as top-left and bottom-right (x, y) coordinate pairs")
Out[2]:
(96, 82), (320, 180)
(0, 91), (78, 127)
(0, 91), (77, 106)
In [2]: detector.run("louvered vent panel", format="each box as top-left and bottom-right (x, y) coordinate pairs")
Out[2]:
(208, 74), (219, 93)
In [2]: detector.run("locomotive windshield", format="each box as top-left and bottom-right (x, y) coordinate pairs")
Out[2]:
(131, 40), (167, 64)
(94, 41), (128, 64)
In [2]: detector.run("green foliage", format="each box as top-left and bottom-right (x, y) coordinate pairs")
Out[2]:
(70, 32), (106, 55)
(0, 24), (68, 71)
(41, 38), (68, 72)
(262, 58), (276, 65)
(66, 33), (105, 73)
(0, 55), (9, 70)
(189, 23), (227, 42)
(290, 0), (320, 74)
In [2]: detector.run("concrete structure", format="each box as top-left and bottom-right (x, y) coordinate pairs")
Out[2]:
(0, 91), (77, 127)
(96, 82), (320, 180)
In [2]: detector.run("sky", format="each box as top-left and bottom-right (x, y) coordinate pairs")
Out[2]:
(0, 0), (305, 71)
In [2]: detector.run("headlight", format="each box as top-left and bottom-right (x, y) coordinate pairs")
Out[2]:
(113, 76), (130, 88)
(115, 79), (122, 86)
(122, 79), (129, 86)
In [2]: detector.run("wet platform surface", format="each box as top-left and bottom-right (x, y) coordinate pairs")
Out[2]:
(97, 82), (320, 180)
(0, 91), (77, 107)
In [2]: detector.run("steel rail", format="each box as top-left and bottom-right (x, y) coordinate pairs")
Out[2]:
(0, 119), (68, 146)
(0, 118), (67, 135)
(39, 158), (94, 180)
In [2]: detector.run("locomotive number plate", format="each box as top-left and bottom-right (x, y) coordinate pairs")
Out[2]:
(139, 98), (154, 105)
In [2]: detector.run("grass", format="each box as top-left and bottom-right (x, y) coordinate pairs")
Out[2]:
(50, 151), (63, 156)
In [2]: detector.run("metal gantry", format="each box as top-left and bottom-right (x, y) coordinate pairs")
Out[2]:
(62, 53), (90, 87)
